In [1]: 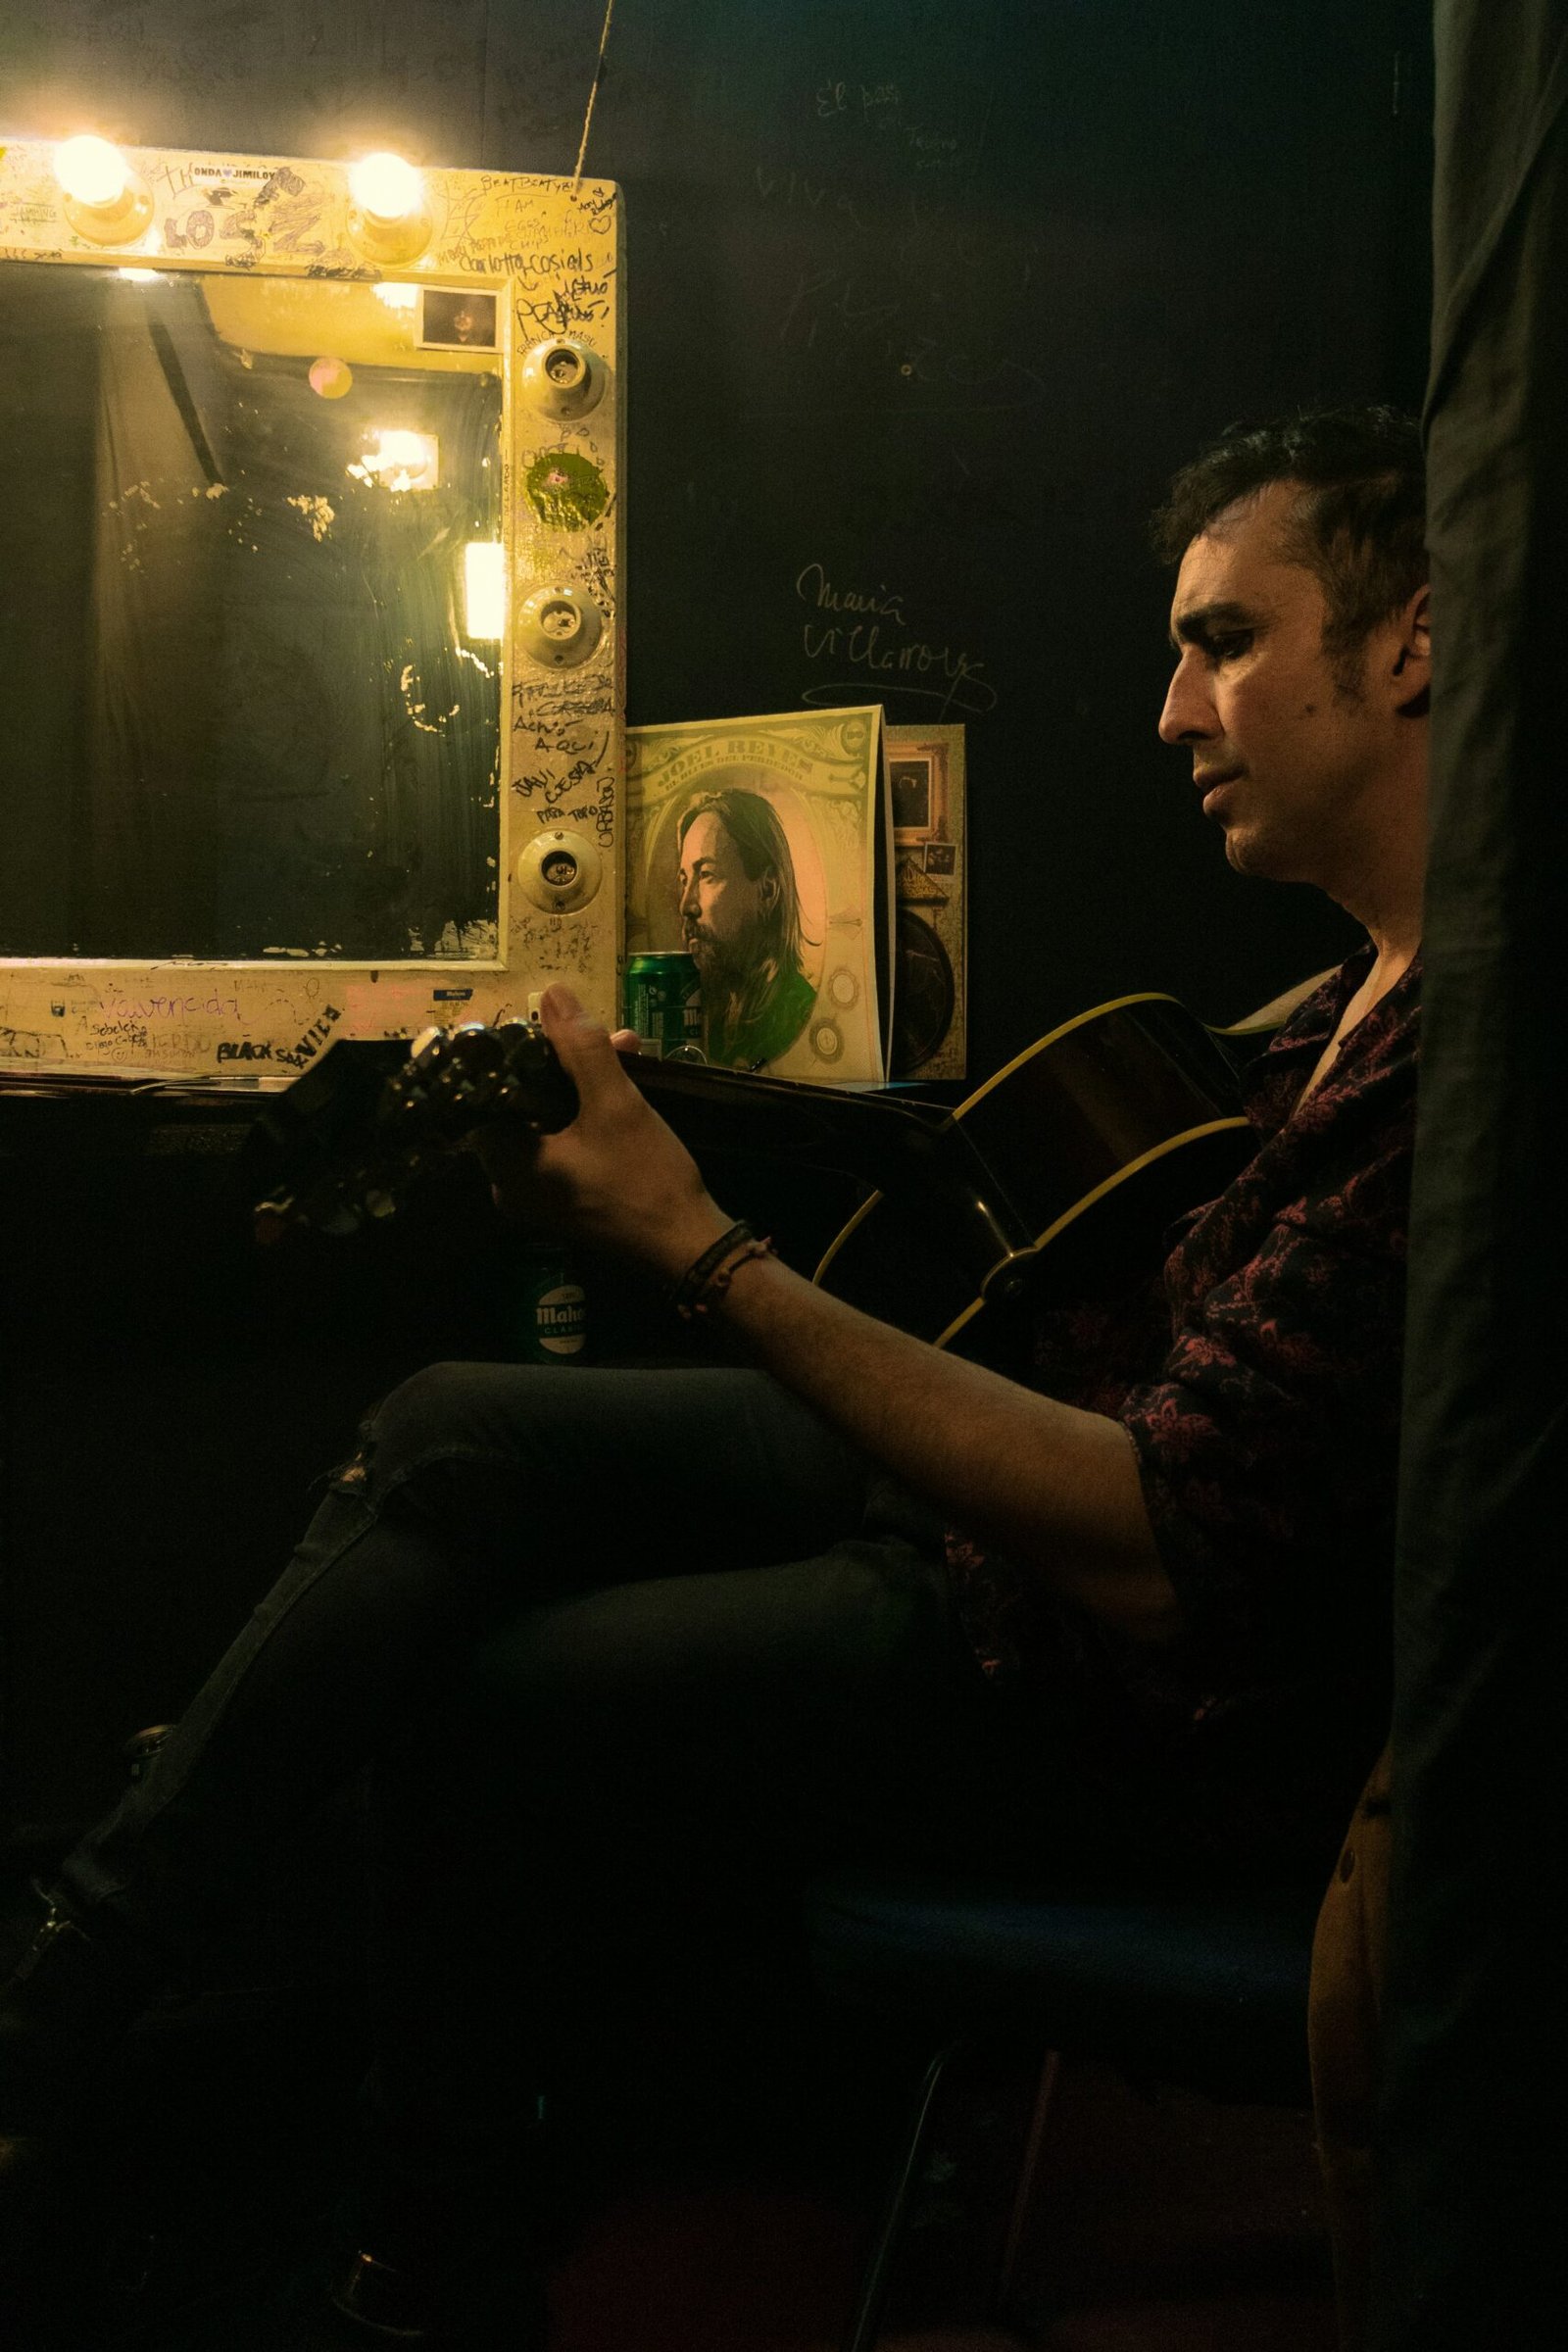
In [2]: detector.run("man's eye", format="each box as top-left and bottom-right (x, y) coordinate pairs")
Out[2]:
(1208, 632), (1251, 662)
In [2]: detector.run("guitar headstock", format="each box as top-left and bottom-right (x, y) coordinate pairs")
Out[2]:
(250, 1019), (578, 1244)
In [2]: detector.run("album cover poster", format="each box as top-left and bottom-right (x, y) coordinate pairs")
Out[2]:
(887, 724), (967, 1079)
(625, 707), (889, 1082)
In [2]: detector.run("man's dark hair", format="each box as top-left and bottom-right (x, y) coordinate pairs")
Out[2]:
(1151, 406), (1427, 679)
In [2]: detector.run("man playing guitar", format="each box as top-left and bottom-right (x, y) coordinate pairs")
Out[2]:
(2, 406), (1428, 2348)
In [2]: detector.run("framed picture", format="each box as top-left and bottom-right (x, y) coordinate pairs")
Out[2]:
(890, 748), (947, 844)
(417, 286), (500, 352)
(886, 725), (966, 1079)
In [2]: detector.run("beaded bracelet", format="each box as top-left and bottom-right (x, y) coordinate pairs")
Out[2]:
(670, 1221), (775, 1321)
(684, 1235), (775, 1319)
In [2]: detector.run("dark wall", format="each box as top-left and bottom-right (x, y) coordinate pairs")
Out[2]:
(0, 0), (1433, 1068)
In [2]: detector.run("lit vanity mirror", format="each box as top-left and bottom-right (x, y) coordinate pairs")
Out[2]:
(0, 141), (623, 1078)
(1, 263), (503, 962)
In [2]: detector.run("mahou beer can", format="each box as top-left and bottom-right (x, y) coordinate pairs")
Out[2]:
(624, 952), (705, 1059)
(518, 1248), (588, 1362)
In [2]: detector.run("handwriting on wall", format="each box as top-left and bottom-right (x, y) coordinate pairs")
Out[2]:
(793, 563), (995, 717)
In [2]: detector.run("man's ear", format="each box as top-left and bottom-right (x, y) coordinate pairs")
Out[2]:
(758, 870), (780, 909)
(1391, 584), (1431, 715)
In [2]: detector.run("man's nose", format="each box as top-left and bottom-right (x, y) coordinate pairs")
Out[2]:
(678, 875), (697, 916)
(1157, 652), (1217, 746)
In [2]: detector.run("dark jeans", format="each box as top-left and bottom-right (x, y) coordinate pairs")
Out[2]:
(56, 1361), (1124, 2148)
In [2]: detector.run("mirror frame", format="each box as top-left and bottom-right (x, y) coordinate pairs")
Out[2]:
(0, 138), (623, 1080)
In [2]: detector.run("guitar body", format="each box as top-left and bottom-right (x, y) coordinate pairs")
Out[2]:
(812, 995), (1251, 1354)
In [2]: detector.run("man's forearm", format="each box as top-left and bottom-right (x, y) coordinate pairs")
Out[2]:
(710, 1244), (1182, 1647)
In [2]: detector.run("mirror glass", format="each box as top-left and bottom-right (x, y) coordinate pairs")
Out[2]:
(0, 260), (503, 962)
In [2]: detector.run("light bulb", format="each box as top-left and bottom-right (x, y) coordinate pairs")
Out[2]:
(464, 543), (505, 640)
(53, 134), (154, 245)
(347, 429), (440, 492)
(349, 152), (423, 223)
(377, 429), (438, 489)
(345, 154), (433, 267)
(55, 134), (128, 209)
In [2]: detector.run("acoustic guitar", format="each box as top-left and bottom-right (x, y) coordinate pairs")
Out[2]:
(249, 995), (1253, 1362)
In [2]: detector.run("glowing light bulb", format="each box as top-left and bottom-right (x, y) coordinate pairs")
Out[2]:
(346, 429), (440, 492)
(349, 152), (423, 223)
(55, 134), (128, 209)
(372, 282), (420, 314)
(464, 543), (505, 640)
(377, 429), (438, 490)
(345, 154), (433, 267)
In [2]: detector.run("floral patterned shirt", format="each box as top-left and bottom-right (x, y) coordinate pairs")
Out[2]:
(947, 946), (1420, 1868)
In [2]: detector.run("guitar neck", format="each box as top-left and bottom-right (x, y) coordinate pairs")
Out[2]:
(616, 1054), (937, 1183)
(619, 1054), (1041, 1285)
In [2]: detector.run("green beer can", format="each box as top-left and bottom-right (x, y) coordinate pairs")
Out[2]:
(623, 951), (705, 1059)
(517, 1247), (587, 1362)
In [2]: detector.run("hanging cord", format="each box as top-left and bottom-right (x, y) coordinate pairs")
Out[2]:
(573, 0), (619, 184)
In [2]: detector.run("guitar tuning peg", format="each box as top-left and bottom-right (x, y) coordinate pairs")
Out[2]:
(451, 1023), (506, 1067)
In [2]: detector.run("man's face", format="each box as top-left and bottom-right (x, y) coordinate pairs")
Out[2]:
(677, 809), (776, 979)
(1158, 482), (1398, 884)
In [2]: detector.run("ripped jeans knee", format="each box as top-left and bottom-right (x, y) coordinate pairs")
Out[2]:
(327, 1362), (491, 1503)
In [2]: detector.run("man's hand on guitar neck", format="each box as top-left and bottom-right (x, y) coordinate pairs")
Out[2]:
(483, 987), (1179, 1650)
(475, 986), (733, 1278)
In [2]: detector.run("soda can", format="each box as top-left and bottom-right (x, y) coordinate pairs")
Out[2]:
(623, 951), (705, 1059)
(517, 1247), (587, 1361)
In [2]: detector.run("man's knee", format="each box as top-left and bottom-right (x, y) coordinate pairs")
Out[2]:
(336, 1360), (559, 1498)
(331, 1362), (471, 1491)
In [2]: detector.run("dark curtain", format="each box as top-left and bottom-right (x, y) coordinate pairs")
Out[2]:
(1377, 4), (1568, 2343)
